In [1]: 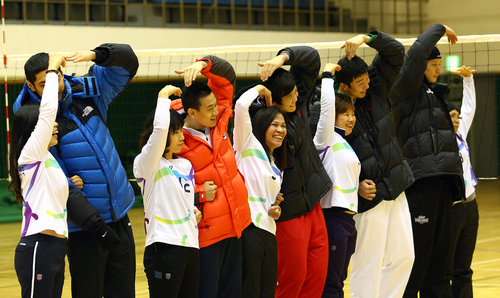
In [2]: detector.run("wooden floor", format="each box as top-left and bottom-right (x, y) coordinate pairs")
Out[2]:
(0, 180), (499, 297)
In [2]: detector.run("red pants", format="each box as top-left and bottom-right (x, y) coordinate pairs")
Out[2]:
(276, 203), (329, 298)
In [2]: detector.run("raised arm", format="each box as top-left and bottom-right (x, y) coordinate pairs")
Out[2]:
(314, 63), (342, 150)
(340, 31), (404, 87)
(135, 86), (182, 180)
(366, 31), (405, 99)
(259, 46), (321, 99)
(233, 85), (272, 152)
(452, 66), (476, 138)
(66, 43), (139, 119)
(19, 54), (65, 163)
(390, 24), (456, 107)
(176, 55), (236, 111)
(283, 46), (321, 97)
(342, 34), (372, 60)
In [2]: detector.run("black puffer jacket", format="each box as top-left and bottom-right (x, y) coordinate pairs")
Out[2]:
(389, 24), (464, 200)
(234, 46), (332, 222)
(343, 32), (414, 213)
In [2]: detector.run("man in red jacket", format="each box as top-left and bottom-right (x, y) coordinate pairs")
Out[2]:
(171, 55), (251, 298)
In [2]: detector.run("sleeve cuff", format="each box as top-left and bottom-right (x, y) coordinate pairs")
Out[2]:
(197, 58), (212, 73)
(280, 51), (290, 61)
(198, 189), (207, 203)
(463, 75), (473, 83)
(366, 33), (377, 44)
(45, 72), (59, 79)
(277, 48), (291, 62)
(91, 48), (106, 64)
(322, 71), (333, 79)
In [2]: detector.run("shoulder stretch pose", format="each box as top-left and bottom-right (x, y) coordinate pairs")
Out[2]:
(331, 31), (415, 298)
(10, 54), (68, 298)
(170, 55), (251, 298)
(134, 85), (202, 298)
(14, 43), (139, 298)
(234, 83), (287, 298)
(389, 23), (464, 298)
(238, 44), (332, 298)
(445, 66), (479, 298)
(314, 62), (361, 297)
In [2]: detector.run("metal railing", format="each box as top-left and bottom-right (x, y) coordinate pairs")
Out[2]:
(5, 0), (425, 33)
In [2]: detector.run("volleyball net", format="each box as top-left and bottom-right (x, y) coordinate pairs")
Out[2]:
(1, 35), (500, 183)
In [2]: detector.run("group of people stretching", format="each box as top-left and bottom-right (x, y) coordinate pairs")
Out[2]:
(9, 22), (479, 298)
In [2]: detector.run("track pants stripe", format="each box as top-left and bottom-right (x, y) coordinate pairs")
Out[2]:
(30, 241), (39, 298)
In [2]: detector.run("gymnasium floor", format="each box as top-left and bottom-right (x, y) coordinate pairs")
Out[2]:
(0, 180), (498, 297)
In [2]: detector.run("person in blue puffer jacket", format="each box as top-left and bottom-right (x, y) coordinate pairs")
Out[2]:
(13, 43), (138, 298)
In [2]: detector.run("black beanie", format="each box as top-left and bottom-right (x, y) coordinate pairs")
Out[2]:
(446, 101), (459, 113)
(427, 46), (442, 60)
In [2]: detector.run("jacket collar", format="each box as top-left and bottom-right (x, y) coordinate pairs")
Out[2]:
(423, 77), (450, 100)
(13, 77), (73, 116)
(334, 126), (346, 137)
(334, 82), (360, 106)
(429, 82), (450, 100)
(334, 83), (354, 100)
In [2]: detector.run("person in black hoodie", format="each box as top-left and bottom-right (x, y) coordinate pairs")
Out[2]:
(234, 46), (332, 298)
(389, 24), (465, 298)
(327, 32), (415, 298)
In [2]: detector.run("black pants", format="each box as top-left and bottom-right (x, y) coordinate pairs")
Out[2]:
(15, 233), (66, 298)
(198, 236), (243, 298)
(446, 199), (479, 298)
(322, 208), (356, 298)
(67, 214), (136, 298)
(403, 176), (454, 298)
(144, 242), (200, 298)
(241, 223), (278, 298)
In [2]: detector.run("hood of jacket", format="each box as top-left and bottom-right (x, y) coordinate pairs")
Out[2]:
(13, 74), (101, 115)
(14, 78), (72, 115)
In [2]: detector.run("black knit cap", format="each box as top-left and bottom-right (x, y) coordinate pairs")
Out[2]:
(427, 46), (442, 60)
(446, 101), (459, 113)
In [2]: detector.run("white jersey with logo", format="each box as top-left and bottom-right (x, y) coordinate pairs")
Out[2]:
(18, 72), (69, 238)
(457, 75), (478, 198)
(234, 88), (282, 235)
(134, 98), (199, 249)
(314, 76), (361, 212)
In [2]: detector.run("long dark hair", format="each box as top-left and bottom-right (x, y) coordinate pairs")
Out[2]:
(140, 108), (184, 155)
(8, 104), (41, 203)
(252, 107), (288, 170)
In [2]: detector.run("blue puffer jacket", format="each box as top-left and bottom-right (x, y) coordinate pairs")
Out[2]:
(13, 43), (139, 231)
